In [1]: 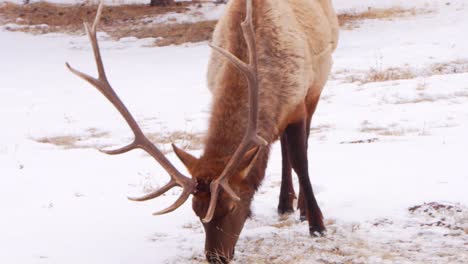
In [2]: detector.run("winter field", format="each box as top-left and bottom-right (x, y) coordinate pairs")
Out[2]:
(1, 0), (467, 263)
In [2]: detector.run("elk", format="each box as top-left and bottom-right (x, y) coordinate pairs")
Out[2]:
(66, 0), (338, 263)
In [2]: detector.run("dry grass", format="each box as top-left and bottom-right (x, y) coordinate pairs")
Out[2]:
(0, 2), (190, 29)
(34, 128), (204, 153)
(337, 7), (429, 30)
(360, 121), (421, 136)
(34, 128), (110, 149)
(354, 67), (416, 84)
(0, 3), (429, 46)
(36, 135), (84, 149)
(342, 59), (468, 84)
(430, 60), (468, 75)
(112, 20), (217, 46)
(0, 2), (216, 46)
(147, 130), (204, 152)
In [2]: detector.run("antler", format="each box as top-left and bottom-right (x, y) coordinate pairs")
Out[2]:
(203, 0), (267, 223)
(65, 0), (195, 215)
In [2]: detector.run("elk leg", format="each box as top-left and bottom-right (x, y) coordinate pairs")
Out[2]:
(297, 93), (322, 221)
(285, 119), (325, 235)
(277, 134), (296, 214)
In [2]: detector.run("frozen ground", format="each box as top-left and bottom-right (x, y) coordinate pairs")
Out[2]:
(1, 0), (467, 263)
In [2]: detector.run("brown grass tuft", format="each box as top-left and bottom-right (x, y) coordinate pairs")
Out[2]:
(113, 20), (217, 46)
(341, 60), (468, 84)
(36, 135), (83, 149)
(343, 67), (416, 84)
(430, 60), (468, 75)
(147, 130), (204, 152)
(360, 121), (421, 136)
(359, 67), (415, 84)
(34, 128), (204, 153)
(337, 7), (428, 30)
(34, 129), (110, 149)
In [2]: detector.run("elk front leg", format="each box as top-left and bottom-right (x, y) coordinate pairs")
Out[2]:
(278, 134), (296, 214)
(285, 119), (325, 235)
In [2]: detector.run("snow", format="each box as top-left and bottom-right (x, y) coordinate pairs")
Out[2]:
(1, 0), (467, 263)
(332, 0), (450, 13)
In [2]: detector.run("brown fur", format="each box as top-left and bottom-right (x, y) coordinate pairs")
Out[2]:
(175, 0), (338, 262)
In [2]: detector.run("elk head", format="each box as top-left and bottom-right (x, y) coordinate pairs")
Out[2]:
(173, 144), (263, 263)
(66, 1), (265, 263)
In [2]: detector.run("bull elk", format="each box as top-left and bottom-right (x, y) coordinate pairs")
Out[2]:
(66, 0), (338, 263)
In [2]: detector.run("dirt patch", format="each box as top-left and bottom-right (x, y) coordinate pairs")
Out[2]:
(1, 3), (430, 46)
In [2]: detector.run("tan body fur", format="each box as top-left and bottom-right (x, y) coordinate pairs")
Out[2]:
(205, 0), (338, 160)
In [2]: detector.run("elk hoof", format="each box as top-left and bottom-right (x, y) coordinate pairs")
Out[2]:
(309, 223), (326, 236)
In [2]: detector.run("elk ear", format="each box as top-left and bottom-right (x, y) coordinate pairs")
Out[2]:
(238, 146), (262, 181)
(172, 144), (198, 173)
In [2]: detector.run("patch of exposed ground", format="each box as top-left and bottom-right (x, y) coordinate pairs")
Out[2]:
(335, 60), (468, 84)
(360, 121), (425, 137)
(0, 3), (429, 46)
(338, 7), (431, 30)
(172, 202), (468, 264)
(113, 20), (216, 46)
(0, 2), (190, 30)
(345, 67), (416, 84)
(34, 128), (204, 153)
(0, 2), (216, 46)
(146, 130), (204, 153)
(34, 128), (110, 149)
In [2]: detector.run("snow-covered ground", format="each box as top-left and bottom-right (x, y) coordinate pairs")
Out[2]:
(1, 0), (467, 263)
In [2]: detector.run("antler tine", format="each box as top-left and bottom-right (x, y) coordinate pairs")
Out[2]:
(203, 0), (267, 223)
(66, 0), (195, 215)
(128, 180), (178, 202)
(152, 186), (193, 215)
